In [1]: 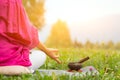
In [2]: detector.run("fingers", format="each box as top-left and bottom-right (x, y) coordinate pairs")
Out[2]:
(55, 58), (61, 64)
(52, 49), (58, 53)
(54, 54), (61, 64)
(53, 55), (61, 64)
(54, 51), (61, 63)
(54, 53), (59, 58)
(47, 48), (61, 64)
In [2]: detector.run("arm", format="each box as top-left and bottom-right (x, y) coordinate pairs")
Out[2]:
(37, 42), (61, 64)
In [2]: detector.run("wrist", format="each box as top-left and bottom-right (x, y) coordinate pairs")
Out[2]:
(41, 48), (50, 55)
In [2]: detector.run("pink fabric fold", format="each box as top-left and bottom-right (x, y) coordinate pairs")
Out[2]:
(0, 35), (31, 66)
(0, 0), (39, 49)
(0, 0), (39, 66)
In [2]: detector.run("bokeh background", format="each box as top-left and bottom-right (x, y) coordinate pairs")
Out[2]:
(23, 0), (120, 49)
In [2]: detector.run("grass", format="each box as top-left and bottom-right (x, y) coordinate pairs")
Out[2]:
(0, 48), (120, 80)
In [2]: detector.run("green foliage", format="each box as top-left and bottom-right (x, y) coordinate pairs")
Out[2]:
(73, 39), (83, 48)
(0, 48), (120, 80)
(73, 40), (120, 50)
(22, 0), (45, 29)
(45, 20), (72, 47)
(84, 40), (94, 49)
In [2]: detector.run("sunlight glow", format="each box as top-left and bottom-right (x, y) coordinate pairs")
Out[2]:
(45, 0), (120, 24)
(39, 0), (120, 43)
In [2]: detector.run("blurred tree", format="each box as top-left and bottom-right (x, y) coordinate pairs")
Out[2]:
(100, 42), (106, 49)
(73, 38), (83, 48)
(106, 40), (114, 49)
(45, 20), (72, 47)
(84, 40), (94, 49)
(94, 41), (100, 49)
(115, 42), (120, 49)
(22, 0), (45, 29)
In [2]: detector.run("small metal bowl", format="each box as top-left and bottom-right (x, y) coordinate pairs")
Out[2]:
(68, 62), (82, 71)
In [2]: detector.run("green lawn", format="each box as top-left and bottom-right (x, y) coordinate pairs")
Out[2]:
(0, 48), (120, 80)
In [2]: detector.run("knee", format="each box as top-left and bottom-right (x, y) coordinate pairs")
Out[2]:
(37, 51), (47, 61)
(29, 50), (47, 70)
(30, 50), (47, 63)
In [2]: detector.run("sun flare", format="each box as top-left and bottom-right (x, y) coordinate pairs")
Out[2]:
(45, 0), (120, 25)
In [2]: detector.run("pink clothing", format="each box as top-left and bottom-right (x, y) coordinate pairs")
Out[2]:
(0, 35), (31, 66)
(0, 0), (39, 66)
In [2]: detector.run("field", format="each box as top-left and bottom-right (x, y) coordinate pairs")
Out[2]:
(0, 48), (120, 80)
